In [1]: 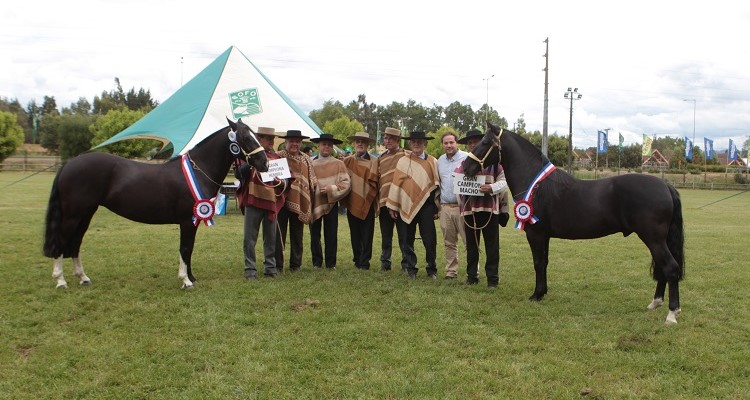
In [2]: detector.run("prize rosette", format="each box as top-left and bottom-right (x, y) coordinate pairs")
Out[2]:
(193, 199), (215, 222)
(514, 200), (533, 222)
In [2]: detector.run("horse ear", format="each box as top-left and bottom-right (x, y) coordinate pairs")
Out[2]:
(226, 117), (237, 131)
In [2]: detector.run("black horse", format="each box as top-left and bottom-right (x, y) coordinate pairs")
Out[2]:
(462, 123), (685, 324)
(43, 118), (268, 289)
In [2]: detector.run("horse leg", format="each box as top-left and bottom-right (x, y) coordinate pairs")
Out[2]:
(645, 239), (682, 324)
(665, 280), (681, 324)
(73, 256), (91, 285)
(178, 222), (198, 289)
(52, 256), (67, 289)
(526, 232), (550, 301)
(647, 280), (666, 310)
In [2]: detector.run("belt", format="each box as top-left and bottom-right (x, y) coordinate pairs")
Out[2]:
(442, 203), (459, 207)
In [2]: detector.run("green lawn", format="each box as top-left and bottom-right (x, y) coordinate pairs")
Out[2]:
(0, 172), (748, 399)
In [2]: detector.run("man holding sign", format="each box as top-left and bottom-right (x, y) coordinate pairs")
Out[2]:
(455, 129), (509, 288)
(235, 126), (292, 279)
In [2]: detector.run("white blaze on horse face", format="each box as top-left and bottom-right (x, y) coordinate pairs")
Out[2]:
(178, 255), (193, 289)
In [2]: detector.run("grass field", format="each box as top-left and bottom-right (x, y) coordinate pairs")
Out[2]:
(1, 172), (748, 399)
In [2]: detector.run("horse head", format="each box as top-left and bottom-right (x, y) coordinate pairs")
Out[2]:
(462, 123), (502, 177)
(227, 118), (269, 172)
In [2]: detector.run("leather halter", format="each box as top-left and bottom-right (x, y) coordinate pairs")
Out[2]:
(466, 128), (502, 170)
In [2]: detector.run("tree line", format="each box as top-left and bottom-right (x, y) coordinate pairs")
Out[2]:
(1, 79), (740, 171)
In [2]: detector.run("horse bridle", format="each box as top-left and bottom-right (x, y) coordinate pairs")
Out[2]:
(465, 128), (502, 171)
(229, 127), (265, 164)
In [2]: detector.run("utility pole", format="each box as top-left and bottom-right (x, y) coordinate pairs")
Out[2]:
(564, 87), (582, 174)
(542, 38), (549, 157)
(483, 74), (494, 126)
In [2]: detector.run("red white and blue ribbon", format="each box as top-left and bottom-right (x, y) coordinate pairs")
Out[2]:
(514, 162), (556, 231)
(181, 154), (215, 227)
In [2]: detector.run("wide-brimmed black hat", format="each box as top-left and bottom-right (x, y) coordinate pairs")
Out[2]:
(457, 129), (484, 144)
(310, 133), (343, 145)
(403, 131), (434, 141)
(280, 129), (310, 139)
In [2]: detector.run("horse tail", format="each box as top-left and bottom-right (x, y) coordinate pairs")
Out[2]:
(665, 184), (685, 280)
(43, 165), (65, 258)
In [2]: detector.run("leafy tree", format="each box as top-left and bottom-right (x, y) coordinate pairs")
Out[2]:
(309, 99), (347, 129)
(57, 114), (96, 160)
(62, 97), (92, 116)
(0, 111), (24, 164)
(0, 97), (30, 143)
(444, 101), (475, 133)
(91, 109), (159, 158)
(39, 113), (62, 152)
(321, 116), (364, 152)
(92, 78), (157, 115)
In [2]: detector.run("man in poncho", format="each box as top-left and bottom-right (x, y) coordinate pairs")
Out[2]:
(386, 131), (440, 279)
(376, 127), (409, 272)
(278, 129), (318, 271)
(310, 133), (351, 270)
(342, 132), (379, 270)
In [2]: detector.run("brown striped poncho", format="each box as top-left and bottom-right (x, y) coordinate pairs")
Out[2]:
(311, 155), (351, 221)
(377, 148), (409, 210)
(278, 150), (318, 224)
(386, 152), (440, 224)
(342, 153), (379, 220)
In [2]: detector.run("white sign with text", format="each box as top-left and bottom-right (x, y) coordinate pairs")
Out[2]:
(260, 158), (291, 182)
(452, 173), (486, 196)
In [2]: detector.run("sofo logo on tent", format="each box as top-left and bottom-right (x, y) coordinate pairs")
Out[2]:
(229, 88), (263, 118)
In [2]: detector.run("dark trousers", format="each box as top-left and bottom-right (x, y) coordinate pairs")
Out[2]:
(379, 206), (406, 271)
(277, 207), (304, 270)
(348, 206), (376, 269)
(464, 213), (500, 285)
(398, 202), (437, 276)
(310, 203), (339, 268)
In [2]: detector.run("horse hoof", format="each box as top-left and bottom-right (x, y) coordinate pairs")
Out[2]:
(528, 295), (543, 302)
(665, 309), (680, 324)
(181, 283), (194, 290)
(55, 283), (68, 289)
(80, 280), (91, 286)
(647, 298), (664, 310)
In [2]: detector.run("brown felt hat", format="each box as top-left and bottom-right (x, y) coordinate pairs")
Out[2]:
(347, 132), (376, 143)
(256, 126), (276, 137)
(383, 127), (401, 138)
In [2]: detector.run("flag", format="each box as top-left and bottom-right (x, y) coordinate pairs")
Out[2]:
(642, 134), (653, 156)
(618, 132), (624, 147)
(684, 137), (693, 161)
(728, 139), (738, 161)
(704, 137), (714, 160)
(597, 130), (608, 154)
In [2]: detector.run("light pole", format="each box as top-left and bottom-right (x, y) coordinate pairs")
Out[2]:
(483, 74), (494, 125)
(564, 87), (582, 173)
(683, 99), (696, 162)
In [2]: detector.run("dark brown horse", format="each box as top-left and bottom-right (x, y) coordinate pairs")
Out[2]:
(43, 118), (268, 289)
(462, 123), (685, 324)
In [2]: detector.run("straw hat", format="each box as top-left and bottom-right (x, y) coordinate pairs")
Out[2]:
(383, 127), (401, 138)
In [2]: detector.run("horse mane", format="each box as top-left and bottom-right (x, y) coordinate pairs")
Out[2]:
(502, 129), (576, 201)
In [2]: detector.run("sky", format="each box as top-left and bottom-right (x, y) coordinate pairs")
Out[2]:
(2, 1), (749, 151)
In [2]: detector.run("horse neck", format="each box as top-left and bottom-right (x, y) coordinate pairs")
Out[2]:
(501, 132), (549, 196)
(185, 129), (234, 193)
